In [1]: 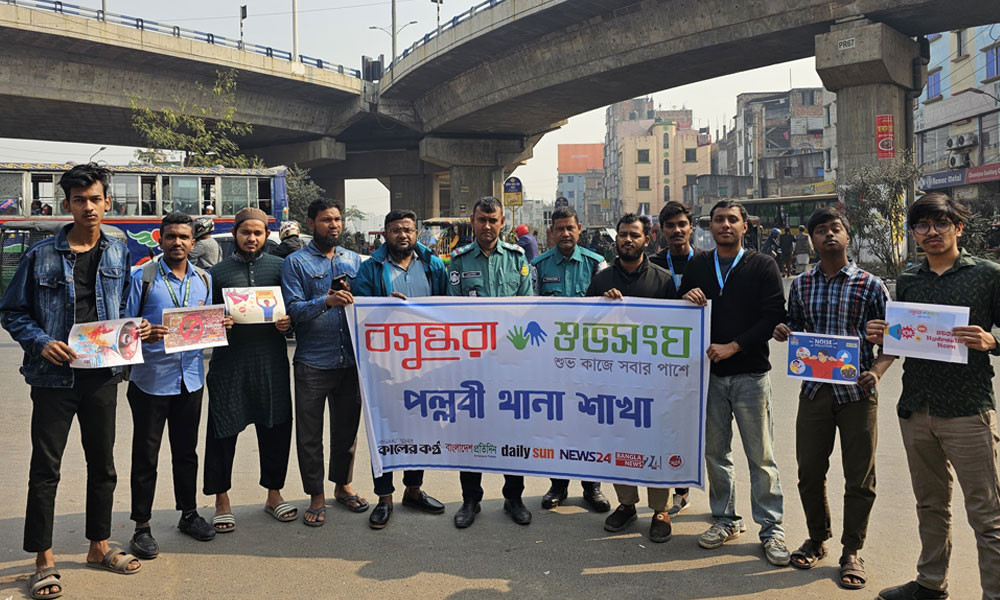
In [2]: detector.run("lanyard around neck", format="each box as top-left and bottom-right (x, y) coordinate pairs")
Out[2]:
(714, 248), (745, 295)
(666, 247), (693, 289)
(158, 260), (191, 308)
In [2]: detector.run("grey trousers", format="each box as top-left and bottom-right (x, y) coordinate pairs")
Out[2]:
(899, 409), (1000, 599)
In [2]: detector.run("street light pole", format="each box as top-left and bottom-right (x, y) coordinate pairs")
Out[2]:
(969, 87), (1000, 104)
(239, 5), (247, 50)
(291, 0), (299, 63)
(391, 0), (397, 74)
(88, 146), (107, 163)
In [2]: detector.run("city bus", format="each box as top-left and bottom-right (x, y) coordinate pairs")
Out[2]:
(740, 193), (839, 230)
(0, 162), (288, 264)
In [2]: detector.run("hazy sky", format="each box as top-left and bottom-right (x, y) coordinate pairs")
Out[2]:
(0, 0), (823, 216)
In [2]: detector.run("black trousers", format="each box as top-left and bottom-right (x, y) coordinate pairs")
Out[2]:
(24, 378), (118, 552)
(460, 472), (523, 503)
(549, 478), (601, 492)
(127, 382), (203, 523)
(796, 385), (878, 551)
(373, 469), (424, 497)
(293, 364), (361, 495)
(203, 415), (292, 495)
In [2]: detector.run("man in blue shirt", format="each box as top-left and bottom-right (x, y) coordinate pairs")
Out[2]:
(0, 164), (139, 598)
(281, 197), (367, 526)
(355, 208), (449, 529)
(126, 212), (216, 559)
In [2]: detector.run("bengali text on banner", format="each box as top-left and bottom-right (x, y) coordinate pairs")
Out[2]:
(347, 297), (711, 487)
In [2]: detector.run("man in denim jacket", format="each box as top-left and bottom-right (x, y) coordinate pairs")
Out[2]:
(0, 164), (140, 599)
(280, 197), (367, 526)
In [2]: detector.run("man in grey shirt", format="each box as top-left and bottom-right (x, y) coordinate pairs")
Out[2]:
(189, 217), (222, 268)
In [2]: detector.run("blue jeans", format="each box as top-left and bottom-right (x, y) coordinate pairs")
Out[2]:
(706, 372), (785, 540)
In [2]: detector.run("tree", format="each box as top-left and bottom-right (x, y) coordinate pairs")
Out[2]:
(342, 205), (367, 233)
(285, 164), (325, 226)
(130, 69), (261, 168)
(841, 152), (921, 280)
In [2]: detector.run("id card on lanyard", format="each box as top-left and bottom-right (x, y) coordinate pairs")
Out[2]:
(158, 260), (191, 308)
(713, 248), (744, 296)
(666, 247), (693, 290)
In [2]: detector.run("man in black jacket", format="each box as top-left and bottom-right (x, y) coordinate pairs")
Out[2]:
(679, 200), (790, 567)
(650, 200), (705, 516)
(586, 213), (676, 543)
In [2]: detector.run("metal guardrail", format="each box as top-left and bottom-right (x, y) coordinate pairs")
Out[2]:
(386, 0), (508, 72)
(4, 0), (362, 78)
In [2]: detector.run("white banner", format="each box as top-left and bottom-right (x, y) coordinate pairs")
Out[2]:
(347, 297), (711, 487)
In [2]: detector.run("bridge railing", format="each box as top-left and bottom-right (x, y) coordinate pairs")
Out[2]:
(385, 0), (507, 73)
(4, 0), (362, 78)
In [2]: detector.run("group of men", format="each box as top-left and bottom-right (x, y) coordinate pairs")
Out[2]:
(1, 162), (998, 600)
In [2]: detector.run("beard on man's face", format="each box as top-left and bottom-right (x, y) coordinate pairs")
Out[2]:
(389, 241), (413, 260)
(315, 231), (340, 247)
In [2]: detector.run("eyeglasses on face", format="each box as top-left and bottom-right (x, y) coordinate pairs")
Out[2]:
(912, 221), (954, 235)
(387, 227), (416, 235)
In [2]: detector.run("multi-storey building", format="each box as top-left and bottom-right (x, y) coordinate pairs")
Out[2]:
(556, 143), (607, 226)
(914, 25), (1000, 208)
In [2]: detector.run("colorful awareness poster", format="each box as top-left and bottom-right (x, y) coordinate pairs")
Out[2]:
(162, 305), (229, 354)
(347, 297), (712, 487)
(222, 287), (285, 324)
(786, 332), (862, 385)
(69, 317), (144, 369)
(883, 301), (969, 364)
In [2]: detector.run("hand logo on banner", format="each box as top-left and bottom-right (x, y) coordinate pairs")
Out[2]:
(506, 321), (548, 350)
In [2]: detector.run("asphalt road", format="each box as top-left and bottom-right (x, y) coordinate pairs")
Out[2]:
(0, 325), (990, 600)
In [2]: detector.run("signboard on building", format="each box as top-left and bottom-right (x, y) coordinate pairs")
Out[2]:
(503, 177), (523, 207)
(919, 162), (1000, 190)
(876, 115), (895, 159)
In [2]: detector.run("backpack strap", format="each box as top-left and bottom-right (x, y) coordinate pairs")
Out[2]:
(138, 259), (212, 315)
(138, 260), (158, 316)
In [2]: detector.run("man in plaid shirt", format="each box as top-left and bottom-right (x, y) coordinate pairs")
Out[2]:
(773, 207), (893, 590)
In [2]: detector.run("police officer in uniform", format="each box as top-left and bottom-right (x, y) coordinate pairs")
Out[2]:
(531, 205), (611, 513)
(448, 196), (533, 528)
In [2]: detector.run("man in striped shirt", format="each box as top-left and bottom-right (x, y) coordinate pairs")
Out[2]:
(773, 207), (893, 590)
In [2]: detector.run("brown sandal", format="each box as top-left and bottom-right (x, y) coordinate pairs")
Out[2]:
(789, 539), (827, 569)
(839, 555), (866, 589)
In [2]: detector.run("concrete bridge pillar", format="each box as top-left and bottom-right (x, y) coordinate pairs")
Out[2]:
(419, 137), (532, 217)
(388, 174), (440, 219)
(310, 175), (346, 204)
(815, 21), (925, 182)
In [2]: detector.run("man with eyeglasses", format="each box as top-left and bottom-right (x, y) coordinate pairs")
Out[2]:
(354, 209), (448, 529)
(866, 193), (1000, 600)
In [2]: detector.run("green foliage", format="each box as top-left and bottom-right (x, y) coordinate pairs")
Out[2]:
(341, 205), (367, 233)
(285, 165), (325, 227)
(956, 197), (999, 260)
(130, 69), (261, 168)
(842, 153), (921, 280)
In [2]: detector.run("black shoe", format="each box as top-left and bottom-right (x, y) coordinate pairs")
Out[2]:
(402, 490), (445, 514)
(541, 486), (568, 509)
(604, 504), (637, 532)
(453, 501), (481, 529)
(177, 513), (216, 541)
(649, 512), (672, 543)
(369, 500), (393, 529)
(129, 527), (159, 559)
(877, 581), (949, 600)
(504, 499), (532, 525)
(582, 488), (612, 513)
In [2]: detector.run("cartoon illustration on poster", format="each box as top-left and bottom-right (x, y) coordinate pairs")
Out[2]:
(787, 332), (861, 385)
(222, 287), (286, 324)
(883, 300), (969, 364)
(69, 317), (144, 368)
(163, 305), (229, 354)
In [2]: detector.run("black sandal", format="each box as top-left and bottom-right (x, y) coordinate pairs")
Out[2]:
(789, 539), (827, 570)
(839, 555), (866, 589)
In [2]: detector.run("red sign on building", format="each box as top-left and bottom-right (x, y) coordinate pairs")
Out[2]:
(876, 115), (895, 159)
